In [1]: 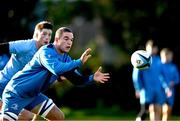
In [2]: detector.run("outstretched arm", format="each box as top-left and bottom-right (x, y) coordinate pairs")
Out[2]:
(58, 69), (93, 85)
(58, 66), (110, 86)
(40, 48), (92, 76)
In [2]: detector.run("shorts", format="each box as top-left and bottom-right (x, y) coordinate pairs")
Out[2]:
(0, 77), (9, 100)
(2, 90), (49, 119)
(145, 89), (166, 106)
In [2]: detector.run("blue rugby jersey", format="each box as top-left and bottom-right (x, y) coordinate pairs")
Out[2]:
(5, 44), (82, 97)
(160, 62), (180, 107)
(161, 62), (180, 88)
(0, 39), (37, 96)
(132, 55), (163, 91)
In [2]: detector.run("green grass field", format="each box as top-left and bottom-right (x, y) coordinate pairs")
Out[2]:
(62, 106), (135, 120)
(62, 106), (180, 121)
(37, 106), (180, 120)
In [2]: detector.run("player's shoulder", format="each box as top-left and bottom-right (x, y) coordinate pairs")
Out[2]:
(170, 63), (178, 70)
(9, 39), (36, 52)
(39, 44), (55, 55)
(40, 43), (53, 50)
(9, 39), (35, 47)
(10, 39), (34, 43)
(47, 43), (54, 48)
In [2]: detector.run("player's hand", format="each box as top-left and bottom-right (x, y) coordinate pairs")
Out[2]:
(93, 66), (110, 83)
(165, 87), (172, 97)
(135, 91), (140, 99)
(80, 48), (92, 64)
(57, 76), (67, 82)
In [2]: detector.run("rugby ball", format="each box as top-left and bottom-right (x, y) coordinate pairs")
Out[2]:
(131, 50), (152, 70)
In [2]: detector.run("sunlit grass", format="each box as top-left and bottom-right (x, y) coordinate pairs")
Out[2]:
(62, 106), (136, 120)
(37, 106), (180, 120)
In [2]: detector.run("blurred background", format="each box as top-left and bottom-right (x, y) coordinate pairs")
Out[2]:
(0, 0), (179, 120)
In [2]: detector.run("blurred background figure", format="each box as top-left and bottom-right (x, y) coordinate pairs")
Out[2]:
(160, 48), (180, 121)
(0, 54), (9, 70)
(145, 40), (166, 121)
(132, 39), (165, 121)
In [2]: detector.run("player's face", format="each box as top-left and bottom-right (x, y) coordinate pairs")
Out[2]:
(37, 29), (52, 46)
(160, 52), (166, 63)
(161, 53), (173, 63)
(146, 45), (158, 55)
(56, 32), (73, 54)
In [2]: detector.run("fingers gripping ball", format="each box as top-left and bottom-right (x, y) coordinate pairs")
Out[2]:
(131, 50), (152, 70)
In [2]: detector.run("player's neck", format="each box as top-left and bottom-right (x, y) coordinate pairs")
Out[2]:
(54, 44), (64, 55)
(36, 41), (41, 49)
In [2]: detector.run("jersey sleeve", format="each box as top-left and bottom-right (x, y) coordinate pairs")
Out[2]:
(39, 47), (82, 76)
(159, 64), (169, 90)
(132, 68), (142, 92)
(172, 65), (180, 85)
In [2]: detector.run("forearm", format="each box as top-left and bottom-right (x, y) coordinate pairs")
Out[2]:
(0, 42), (10, 55)
(132, 80), (141, 92)
(62, 69), (93, 85)
(159, 75), (169, 89)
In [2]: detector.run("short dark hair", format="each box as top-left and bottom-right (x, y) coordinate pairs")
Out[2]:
(55, 27), (73, 38)
(35, 21), (53, 31)
(33, 21), (53, 39)
(145, 39), (158, 47)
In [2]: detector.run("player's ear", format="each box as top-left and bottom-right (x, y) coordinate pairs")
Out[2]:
(36, 33), (39, 38)
(54, 37), (58, 43)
